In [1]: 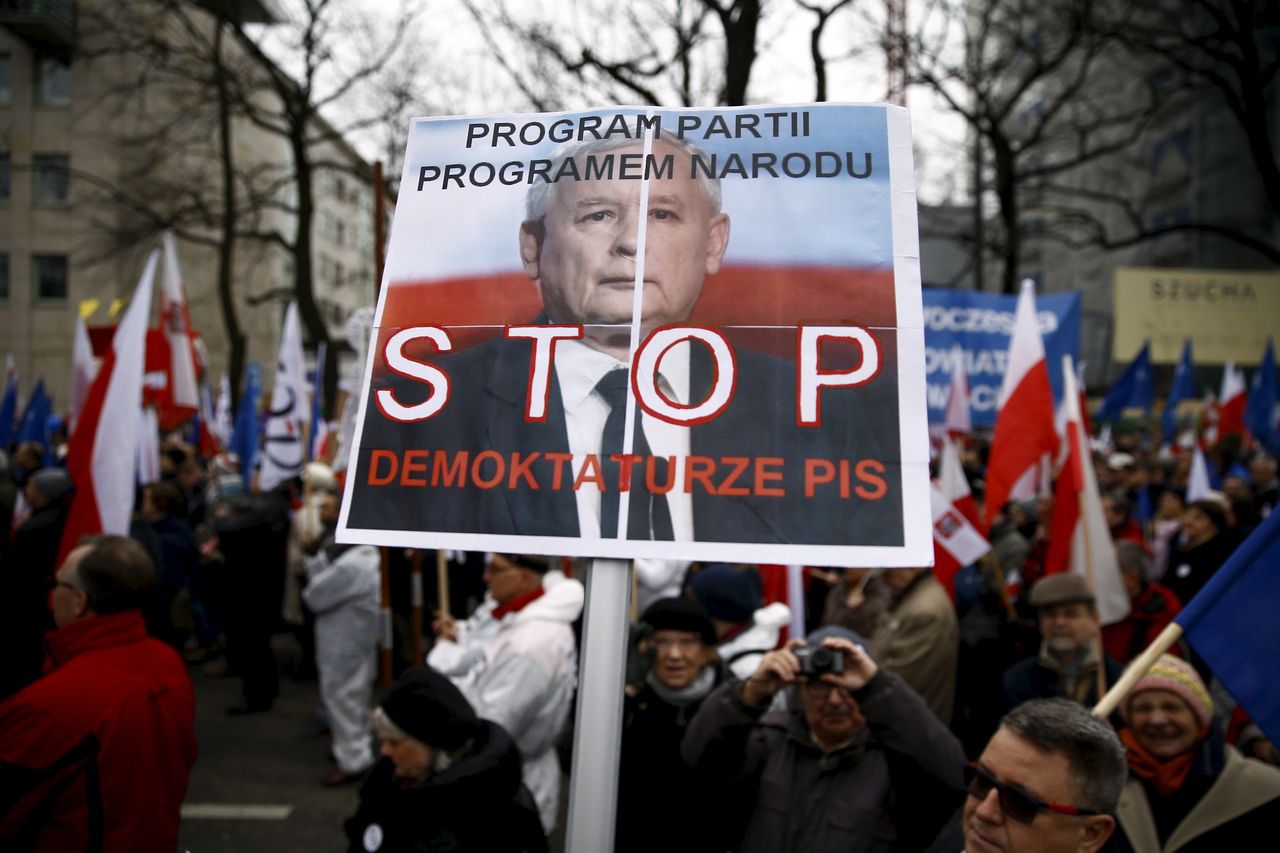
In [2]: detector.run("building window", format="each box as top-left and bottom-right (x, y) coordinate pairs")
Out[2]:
(32, 254), (68, 301)
(0, 153), (9, 201)
(0, 253), (8, 301)
(33, 154), (70, 205)
(0, 56), (11, 106)
(35, 55), (71, 107)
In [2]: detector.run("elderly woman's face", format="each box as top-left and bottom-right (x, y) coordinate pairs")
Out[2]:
(380, 734), (432, 779)
(1180, 507), (1217, 545)
(1130, 689), (1202, 760)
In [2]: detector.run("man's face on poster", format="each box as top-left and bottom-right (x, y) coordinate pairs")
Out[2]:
(519, 141), (730, 350)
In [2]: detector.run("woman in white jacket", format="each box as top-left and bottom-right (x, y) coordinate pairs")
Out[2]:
(429, 554), (584, 833)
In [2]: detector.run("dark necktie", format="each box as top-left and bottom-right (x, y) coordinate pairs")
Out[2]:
(595, 369), (674, 540)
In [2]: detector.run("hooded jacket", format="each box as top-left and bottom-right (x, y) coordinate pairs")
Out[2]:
(344, 720), (547, 853)
(718, 602), (791, 679)
(454, 570), (584, 833)
(0, 611), (197, 852)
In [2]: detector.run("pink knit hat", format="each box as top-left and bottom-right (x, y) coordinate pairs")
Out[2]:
(1121, 654), (1213, 731)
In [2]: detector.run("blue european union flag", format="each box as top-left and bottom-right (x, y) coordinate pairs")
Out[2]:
(231, 363), (262, 488)
(1176, 508), (1280, 745)
(1244, 338), (1277, 453)
(1161, 339), (1195, 441)
(1098, 341), (1154, 422)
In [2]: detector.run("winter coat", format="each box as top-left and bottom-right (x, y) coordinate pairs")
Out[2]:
(428, 594), (500, 683)
(681, 671), (966, 853)
(1002, 646), (1125, 711)
(1164, 534), (1235, 606)
(1116, 743), (1280, 852)
(344, 720), (548, 853)
(1, 502), (65, 698)
(616, 666), (727, 853)
(455, 571), (584, 833)
(870, 573), (959, 724)
(1102, 582), (1181, 665)
(718, 601), (791, 679)
(0, 611), (197, 852)
(303, 543), (380, 675)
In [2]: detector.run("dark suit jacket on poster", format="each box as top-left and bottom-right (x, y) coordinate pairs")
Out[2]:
(347, 333), (904, 547)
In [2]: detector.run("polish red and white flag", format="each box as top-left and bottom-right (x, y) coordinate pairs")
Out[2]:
(943, 347), (971, 438)
(161, 230), (199, 411)
(1218, 361), (1247, 439)
(938, 435), (981, 530)
(985, 280), (1059, 528)
(58, 251), (158, 562)
(930, 481), (990, 599)
(1045, 354), (1130, 625)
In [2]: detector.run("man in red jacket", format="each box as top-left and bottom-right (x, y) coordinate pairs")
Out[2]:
(0, 534), (198, 852)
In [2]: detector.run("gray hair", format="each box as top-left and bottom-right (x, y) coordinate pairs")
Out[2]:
(1115, 540), (1151, 579)
(1001, 699), (1127, 814)
(524, 130), (721, 222)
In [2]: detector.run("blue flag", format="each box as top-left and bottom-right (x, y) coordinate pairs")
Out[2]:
(230, 363), (262, 488)
(1097, 341), (1154, 422)
(1244, 338), (1278, 453)
(14, 379), (53, 458)
(0, 373), (17, 448)
(1133, 486), (1153, 529)
(1177, 508), (1280, 745)
(1161, 339), (1195, 441)
(309, 341), (326, 462)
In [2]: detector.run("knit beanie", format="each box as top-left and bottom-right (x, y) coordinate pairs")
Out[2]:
(380, 667), (480, 750)
(805, 624), (873, 658)
(690, 564), (761, 623)
(1122, 654), (1213, 731)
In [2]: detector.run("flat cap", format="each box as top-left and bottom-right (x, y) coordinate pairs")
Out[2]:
(1028, 573), (1095, 609)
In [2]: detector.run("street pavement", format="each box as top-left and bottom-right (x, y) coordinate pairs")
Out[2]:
(179, 635), (573, 852)
(179, 637), (359, 853)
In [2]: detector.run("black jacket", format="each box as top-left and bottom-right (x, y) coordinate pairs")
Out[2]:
(617, 668), (727, 852)
(344, 721), (547, 853)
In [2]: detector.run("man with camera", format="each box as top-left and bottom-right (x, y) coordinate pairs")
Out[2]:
(681, 625), (966, 852)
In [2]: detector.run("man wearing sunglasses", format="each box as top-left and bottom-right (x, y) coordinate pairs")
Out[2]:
(965, 698), (1126, 852)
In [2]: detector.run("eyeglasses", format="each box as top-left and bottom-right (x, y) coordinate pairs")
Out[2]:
(964, 763), (1099, 824)
(801, 680), (851, 700)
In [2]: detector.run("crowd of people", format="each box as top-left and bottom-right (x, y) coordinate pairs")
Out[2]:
(0, 431), (1278, 852)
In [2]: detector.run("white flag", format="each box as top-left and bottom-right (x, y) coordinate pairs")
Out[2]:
(162, 230), (199, 409)
(136, 406), (162, 485)
(213, 374), (233, 447)
(70, 314), (97, 428)
(258, 302), (310, 491)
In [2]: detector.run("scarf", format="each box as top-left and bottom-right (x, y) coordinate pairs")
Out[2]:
(1120, 727), (1199, 797)
(645, 666), (716, 708)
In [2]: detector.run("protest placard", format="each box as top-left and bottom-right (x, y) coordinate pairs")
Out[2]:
(337, 104), (930, 567)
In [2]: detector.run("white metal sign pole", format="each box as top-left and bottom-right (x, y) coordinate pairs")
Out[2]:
(565, 558), (632, 851)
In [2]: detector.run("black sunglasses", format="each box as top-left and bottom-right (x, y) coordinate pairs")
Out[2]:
(964, 763), (1099, 824)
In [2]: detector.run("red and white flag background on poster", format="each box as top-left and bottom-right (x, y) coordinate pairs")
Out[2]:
(1045, 355), (1129, 625)
(59, 251), (157, 562)
(984, 280), (1059, 528)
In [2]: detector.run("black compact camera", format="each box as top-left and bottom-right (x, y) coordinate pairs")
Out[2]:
(792, 645), (844, 677)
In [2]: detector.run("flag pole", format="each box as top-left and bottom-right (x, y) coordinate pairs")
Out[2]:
(436, 549), (450, 621)
(1093, 622), (1183, 719)
(409, 550), (424, 664)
